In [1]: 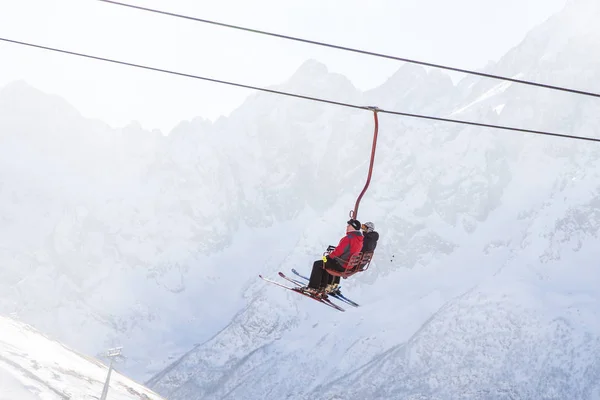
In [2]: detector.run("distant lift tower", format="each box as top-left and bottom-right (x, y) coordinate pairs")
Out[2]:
(100, 347), (123, 400)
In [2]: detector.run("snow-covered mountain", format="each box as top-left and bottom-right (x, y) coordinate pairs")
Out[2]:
(0, 314), (165, 399)
(145, 0), (600, 399)
(2, 0), (600, 398)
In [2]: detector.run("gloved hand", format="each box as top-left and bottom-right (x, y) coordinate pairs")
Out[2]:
(326, 245), (336, 252)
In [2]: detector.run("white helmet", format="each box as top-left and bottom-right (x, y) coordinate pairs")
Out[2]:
(362, 221), (375, 232)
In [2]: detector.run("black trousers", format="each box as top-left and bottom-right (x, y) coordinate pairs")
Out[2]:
(308, 259), (346, 289)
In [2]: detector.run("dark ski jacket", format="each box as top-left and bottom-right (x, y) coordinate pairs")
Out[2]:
(361, 231), (379, 253)
(329, 230), (363, 269)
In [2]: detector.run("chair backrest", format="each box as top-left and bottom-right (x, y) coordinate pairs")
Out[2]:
(357, 252), (373, 271)
(346, 253), (364, 270)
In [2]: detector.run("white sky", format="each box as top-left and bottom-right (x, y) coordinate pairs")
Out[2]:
(0, 0), (567, 133)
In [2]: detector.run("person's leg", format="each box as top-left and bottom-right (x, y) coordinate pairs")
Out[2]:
(327, 273), (335, 285)
(324, 261), (345, 291)
(320, 269), (331, 289)
(308, 260), (324, 289)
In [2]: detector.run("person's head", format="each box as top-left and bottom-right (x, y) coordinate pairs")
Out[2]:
(346, 219), (361, 233)
(361, 221), (375, 233)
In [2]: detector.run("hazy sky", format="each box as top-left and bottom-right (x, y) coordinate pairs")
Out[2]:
(0, 0), (567, 133)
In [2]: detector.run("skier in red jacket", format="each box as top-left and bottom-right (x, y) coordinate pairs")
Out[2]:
(306, 219), (364, 295)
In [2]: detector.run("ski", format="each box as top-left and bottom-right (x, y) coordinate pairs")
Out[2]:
(329, 289), (360, 308)
(277, 272), (347, 311)
(277, 272), (305, 287)
(258, 275), (345, 312)
(291, 268), (360, 307)
(291, 268), (310, 282)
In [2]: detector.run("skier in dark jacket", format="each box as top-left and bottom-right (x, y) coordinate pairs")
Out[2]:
(361, 221), (379, 253)
(306, 219), (363, 294)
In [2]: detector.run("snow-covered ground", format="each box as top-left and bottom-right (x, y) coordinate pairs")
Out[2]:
(0, 315), (165, 400)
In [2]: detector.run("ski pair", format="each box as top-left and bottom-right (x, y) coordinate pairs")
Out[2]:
(290, 268), (360, 307)
(259, 272), (345, 312)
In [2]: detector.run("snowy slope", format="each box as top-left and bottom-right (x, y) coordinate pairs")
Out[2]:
(0, 314), (165, 400)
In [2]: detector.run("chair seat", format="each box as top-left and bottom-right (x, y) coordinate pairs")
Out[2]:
(325, 252), (373, 278)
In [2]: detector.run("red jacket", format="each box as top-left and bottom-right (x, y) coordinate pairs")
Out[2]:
(329, 231), (364, 269)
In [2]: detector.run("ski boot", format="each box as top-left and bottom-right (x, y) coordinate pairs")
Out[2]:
(325, 283), (343, 297)
(306, 287), (330, 299)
